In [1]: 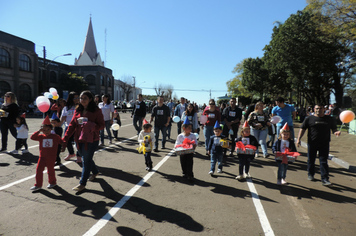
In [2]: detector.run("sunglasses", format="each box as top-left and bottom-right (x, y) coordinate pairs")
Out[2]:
(209, 103), (215, 105)
(5, 95), (10, 98)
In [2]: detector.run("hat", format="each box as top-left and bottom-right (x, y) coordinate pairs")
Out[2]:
(243, 121), (249, 128)
(143, 119), (148, 125)
(51, 113), (59, 120)
(214, 120), (221, 129)
(42, 115), (51, 125)
(183, 116), (191, 125)
(20, 113), (26, 118)
(114, 110), (118, 114)
(282, 123), (290, 131)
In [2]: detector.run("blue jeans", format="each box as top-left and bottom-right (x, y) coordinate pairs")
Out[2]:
(204, 126), (214, 151)
(133, 115), (143, 134)
(154, 126), (167, 149)
(177, 121), (182, 135)
(210, 152), (223, 172)
(307, 143), (330, 181)
(100, 120), (112, 143)
(78, 141), (99, 186)
(166, 125), (172, 139)
(277, 162), (288, 179)
(250, 128), (268, 156)
(277, 125), (295, 141)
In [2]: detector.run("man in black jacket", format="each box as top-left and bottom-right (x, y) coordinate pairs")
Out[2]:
(131, 94), (146, 135)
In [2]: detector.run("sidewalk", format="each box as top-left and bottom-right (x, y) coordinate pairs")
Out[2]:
(293, 122), (356, 173)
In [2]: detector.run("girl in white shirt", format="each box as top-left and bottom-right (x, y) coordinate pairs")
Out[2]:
(10, 114), (29, 154)
(99, 94), (115, 145)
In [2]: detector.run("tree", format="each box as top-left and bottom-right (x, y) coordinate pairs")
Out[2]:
(154, 83), (175, 101)
(119, 75), (134, 101)
(58, 72), (88, 95)
(307, 0), (356, 42)
(227, 61), (255, 99)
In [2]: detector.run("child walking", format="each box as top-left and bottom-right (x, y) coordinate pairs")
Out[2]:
(272, 123), (297, 185)
(51, 113), (63, 166)
(30, 116), (63, 192)
(235, 121), (258, 180)
(175, 117), (197, 182)
(208, 121), (226, 175)
(10, 113), (29, 154)
(138, 120), (155, 171)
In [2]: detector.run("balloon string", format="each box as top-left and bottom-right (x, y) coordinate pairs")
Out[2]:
(339, 123), (344, 132)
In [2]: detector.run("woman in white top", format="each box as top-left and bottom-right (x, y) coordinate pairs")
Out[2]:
(99, 94), (115, 145)
(61, 92), (80, 161)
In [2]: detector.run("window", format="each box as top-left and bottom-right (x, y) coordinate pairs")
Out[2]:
(85, 74), (96, 85)
(19, 54), (31, 71)
(19, 84), (31, 101)
(101, 75), (105, 86)
(107, 77), (111, 87)
(0, 81), (11, 98)
(50, 71), (57, 83)
(0, 48), (10, 68)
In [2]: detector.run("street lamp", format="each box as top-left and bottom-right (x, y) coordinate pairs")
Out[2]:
(43, 53), (72, 92)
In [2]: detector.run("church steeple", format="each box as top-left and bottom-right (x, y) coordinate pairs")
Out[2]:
(75, 17), (103, 66)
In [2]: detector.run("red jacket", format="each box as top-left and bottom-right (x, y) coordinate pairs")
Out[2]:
(31, 131), (63, 159)
(63, 108), (105, 146)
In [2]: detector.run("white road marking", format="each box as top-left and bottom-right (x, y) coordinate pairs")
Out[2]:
(0, 135), (137, 191)
(83, 150), (175, 236)
(246, 178), (275, 236)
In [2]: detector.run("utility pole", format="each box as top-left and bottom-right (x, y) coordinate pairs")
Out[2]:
(132, 76), (136, 101)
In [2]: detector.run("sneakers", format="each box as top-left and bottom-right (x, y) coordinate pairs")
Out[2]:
(64, 154), (76, 161)
(322, 179), (331, 186)
(217, 169), (222, 173)
(108, 141), (113, 144)
(235, 175), (243, 180)
(47, 184), (57, 189)
(76, 156), (82, 163)
(263, 154), (270, 158)
(22, 149), (29, 154)
(254, 153), (259, 158)
(277, 179), (282, 185)
(245, 173), (251, 178)
(208, 170), (214, 175)
(30, 186), (42, 192)
(9, 150), (19, 154)
(307, 175), (314, 181)
(99, 143), (105, 147)
(72, 184), (85, 192)
(89, 173), (99, 181)
(281, 179), (288, 185)
(0, 148), (7, 153)
(153, 148), (159, 152)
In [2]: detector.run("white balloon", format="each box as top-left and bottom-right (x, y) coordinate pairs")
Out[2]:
(172, 116), (181, 123)
(194, 133), (199, 140)
(270, 116), (282, 124)
(49, 87), (57, 94)
(111, 123), (120, 131)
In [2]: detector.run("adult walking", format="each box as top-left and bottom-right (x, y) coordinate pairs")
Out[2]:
(62, 90), (105, 192)
(99, 94), (115, 145)
(202, 99), (221, 156)
(150, 96), (170, 152)
(272, 97), (296, 140)
(61, 92), (80, 162)
(181, 103), (199, 133)
(131, 94), (146, 135)
(297, 104), (340, 186)
(174, 97), (187, 134)
(222, 97), (242, 156)
(248, 101), (271, 158)
(0, 92), (19, 152)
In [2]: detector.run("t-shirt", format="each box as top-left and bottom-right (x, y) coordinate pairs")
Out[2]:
(280, 140), (290, 153)
(208, 134), (226, 154)
(272, 104), (295, 127)
(99, 102), (115, 121)
(223, 106), (242, 123)
(301, 115), (337, 144)
(132, 101), (147, 117)
(175, 133), (197, 150)
(202, 109), (221, 127)
(30, 131), (62, 159)
(61, 106), (76, 126)
(151, 104), (170, 127)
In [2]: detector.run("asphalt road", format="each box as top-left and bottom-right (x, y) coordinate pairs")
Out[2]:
(0, 112), (355, 236)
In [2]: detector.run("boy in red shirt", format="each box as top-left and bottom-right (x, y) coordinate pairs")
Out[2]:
(30, 116), (63, 192)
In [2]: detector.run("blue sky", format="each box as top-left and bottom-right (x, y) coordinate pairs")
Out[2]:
(1, 0), (307, 105)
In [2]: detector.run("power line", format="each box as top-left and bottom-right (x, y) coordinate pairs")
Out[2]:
(138, 87), (226, 92)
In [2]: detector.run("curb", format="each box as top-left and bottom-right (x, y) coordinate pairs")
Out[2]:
(297, 139), (355, 173)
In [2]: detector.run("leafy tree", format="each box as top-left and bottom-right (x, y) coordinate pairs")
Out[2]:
(58, 72), (88, 95)
(227, 61), (255, 99)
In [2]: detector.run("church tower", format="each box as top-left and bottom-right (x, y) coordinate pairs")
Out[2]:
(75, 17), (104, 66)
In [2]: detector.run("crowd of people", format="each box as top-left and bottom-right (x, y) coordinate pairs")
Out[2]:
(0, 91), (341, 193)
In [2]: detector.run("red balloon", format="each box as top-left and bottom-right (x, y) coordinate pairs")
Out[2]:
(339, 110), (355, 123)
(37, 102), (50, 113)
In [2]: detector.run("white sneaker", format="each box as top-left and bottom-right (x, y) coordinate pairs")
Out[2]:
(208, 171), (214, 175)
(281, 179), (288, 185)
(217, 169), (222, 173)
(277, 179), (282, 185)
(254, 153), (259, 158)
(235, 175), (243, 180)
(22, 149), (29, 154)
(47, 184), (57, 189)
(245, 173), (251, 178)
(30, 186), (41, 192)
(9, 150), (18, 154)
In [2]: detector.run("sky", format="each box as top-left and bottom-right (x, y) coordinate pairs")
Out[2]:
(1, 0), (308, 105)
